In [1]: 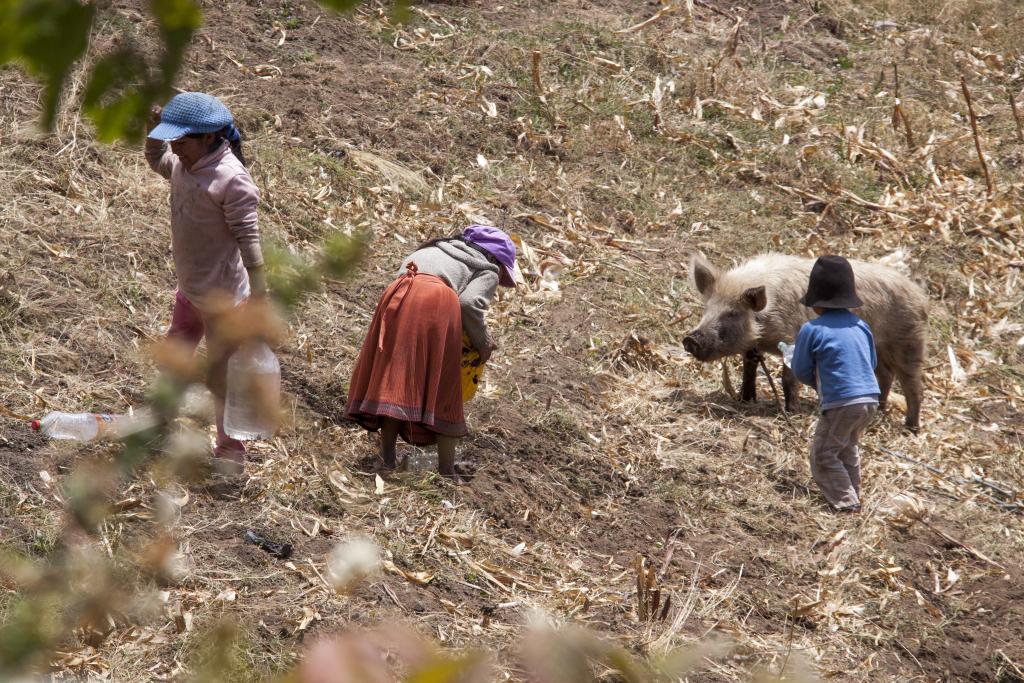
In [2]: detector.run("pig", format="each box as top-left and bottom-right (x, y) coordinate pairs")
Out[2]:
(683, 252), (928, 432)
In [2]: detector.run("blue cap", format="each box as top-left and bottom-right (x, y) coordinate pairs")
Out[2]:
(148, 92), (234, 141)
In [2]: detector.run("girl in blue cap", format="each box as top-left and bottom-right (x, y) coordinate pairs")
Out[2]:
(145, 92), (266, 472)
(346, 225), (517, 482)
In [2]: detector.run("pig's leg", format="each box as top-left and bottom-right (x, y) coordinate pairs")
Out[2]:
(898, 370), (923, 433)
(875, 363), (893, 412)
(740, 349), (759, 402)
(782, 364), (800, 412)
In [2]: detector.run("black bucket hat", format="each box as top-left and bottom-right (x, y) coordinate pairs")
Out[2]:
(800, 255), (863, 309)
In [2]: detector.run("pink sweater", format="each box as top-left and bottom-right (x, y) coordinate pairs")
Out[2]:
(145, 140), (263, 310)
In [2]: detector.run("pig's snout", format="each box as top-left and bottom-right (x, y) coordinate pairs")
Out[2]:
(683, 332), (703, 357)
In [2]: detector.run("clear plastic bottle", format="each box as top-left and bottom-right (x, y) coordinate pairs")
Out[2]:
(778, 341), (795, 368)
(32, 411), (154, 441)
(224, 340), (281, 440)
(33, 412), (117, 441)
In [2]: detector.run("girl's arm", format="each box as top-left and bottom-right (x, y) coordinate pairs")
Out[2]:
(145, 138), (176, 179)
(459, 271), (499, 354)
(144, 108), (175, 179)
(223, 173), (265, 294)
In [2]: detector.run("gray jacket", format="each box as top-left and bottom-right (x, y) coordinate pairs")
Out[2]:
(400, 239), (499, 350)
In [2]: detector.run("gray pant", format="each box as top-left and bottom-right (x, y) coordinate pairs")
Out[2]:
(810, 403), (876, 509)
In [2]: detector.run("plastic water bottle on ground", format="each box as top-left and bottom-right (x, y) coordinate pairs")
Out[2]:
(224, 340), (281, 440)
(32, 412), (134, 441)
(403, 448), (438, 472)
(778, 341), (795, 368)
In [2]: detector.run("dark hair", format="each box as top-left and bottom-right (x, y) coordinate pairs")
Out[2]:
(186, 125), (246, 166)
(416, 235), (499, 266)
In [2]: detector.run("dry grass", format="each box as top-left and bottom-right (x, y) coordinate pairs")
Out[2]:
(1, 0), (1023, 680)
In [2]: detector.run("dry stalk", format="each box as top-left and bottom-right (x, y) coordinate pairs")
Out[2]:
(529, 50), (561, 127)
(960, 75), (994, 196)
(615, 5), (678, 35)
(1008, 87), (1024, 143)
(721, 360), (738, 400)
(694, 0), (736, 21)
(634, 554), (670, 623)
(891, 64), (916, 149)
(712, 17), (743, 72)
(0, 403), (32, 421)
(917, 518), (1007, 572)
(757, 356), (794, 431)
(530, 50), (545, 97)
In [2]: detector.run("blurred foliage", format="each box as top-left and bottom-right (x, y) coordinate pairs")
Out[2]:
(0, 0), (408, 141)
(0, 0), (95, 130)
(0, 229), (365, 676)
(265, 232), (366, 310)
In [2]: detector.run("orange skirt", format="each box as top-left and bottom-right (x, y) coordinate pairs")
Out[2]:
(345, 265), (467, 445)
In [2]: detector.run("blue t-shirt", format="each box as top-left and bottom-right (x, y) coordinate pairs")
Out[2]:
(791, 309), (880, 410)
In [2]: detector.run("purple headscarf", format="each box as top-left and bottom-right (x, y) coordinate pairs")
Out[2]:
(463, 225), (517, 287)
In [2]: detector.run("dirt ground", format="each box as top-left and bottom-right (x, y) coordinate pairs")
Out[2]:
(1, 0), (1023, 680)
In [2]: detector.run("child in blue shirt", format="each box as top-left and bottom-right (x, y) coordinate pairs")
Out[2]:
(790, 256), (880, 513)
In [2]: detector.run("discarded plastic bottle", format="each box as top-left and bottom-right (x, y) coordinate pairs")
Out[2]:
(32, 411), (154, 441)
(778, 341), (795, 368)
(32, 412), (118, 441)
(224, 340), (281, 440)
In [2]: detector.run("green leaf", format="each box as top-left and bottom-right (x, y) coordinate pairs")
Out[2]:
(151, 0), (202, 33)
(150, 0), (202, 84)
(320, 231), (366, 278)
(0, 597), (62, 675)
(82, 0), (202, 142)
(390, 0), (413, 24)
(81, 49), (152, 143)
(0, 0), (95, 129)
(264, 241), (322, 311)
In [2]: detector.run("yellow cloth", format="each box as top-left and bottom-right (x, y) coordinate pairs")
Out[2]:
(460, 332), (485, 401)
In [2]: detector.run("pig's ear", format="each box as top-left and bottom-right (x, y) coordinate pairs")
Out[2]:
(690, 252), (718, 299)
(742, 286), (767, 311)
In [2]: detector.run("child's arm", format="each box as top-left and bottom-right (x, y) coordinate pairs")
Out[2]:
(143, 108), (175, 179)
(790, 325), (817, 387)
(145, 138), (176, 179)
(223, 173), (265, 295)
(867, 327), (878, 370)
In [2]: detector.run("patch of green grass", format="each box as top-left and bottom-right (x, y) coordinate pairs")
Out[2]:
(29, 527), (59, 558)
(546, 19), (624, 52)
(928, 314), (956, 345)
(825, 74), (848, 96)
(834, 55), (854, 70)
(536, 409), (584, 439)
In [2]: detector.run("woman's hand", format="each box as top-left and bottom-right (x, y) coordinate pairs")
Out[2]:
(247, 265), (268, 300)
(147, 106), (163, 134)
(478, 340), (497, 363)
